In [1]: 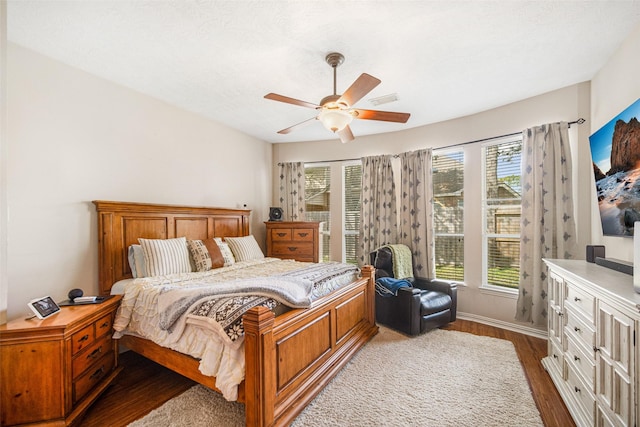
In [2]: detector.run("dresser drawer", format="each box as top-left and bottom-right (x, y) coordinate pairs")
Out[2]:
(566, 359), (595, 425)
(270, 229), (292, 241)
(547, 340), (565, 379)
(73, 352), (114, 404)
(291, 229), (315, 241)
(72, 324), (95, 355)
(565, 282), (595, 322)
(73, 335), (113, 379)
(566, 334), (595, 388)
(272, 242), (314, 257)
(564, 304), (595, 352)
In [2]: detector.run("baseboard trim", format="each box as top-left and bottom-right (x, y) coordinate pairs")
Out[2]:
(457, 312), (547, 339)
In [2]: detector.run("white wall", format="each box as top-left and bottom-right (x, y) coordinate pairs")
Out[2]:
(589, 23), (640, 262)
(3, 43), (272, 322)
(0, 2), (7, 325)
(273, 82), (590, 333)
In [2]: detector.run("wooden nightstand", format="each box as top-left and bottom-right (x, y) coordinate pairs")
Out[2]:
(0, 295), (122, 426)
(265, 221), (320, 262)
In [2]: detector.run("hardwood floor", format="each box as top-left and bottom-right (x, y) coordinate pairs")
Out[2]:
(81, 319), (574, 426)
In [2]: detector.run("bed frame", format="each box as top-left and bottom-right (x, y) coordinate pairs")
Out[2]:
(93, 200), (378, 426)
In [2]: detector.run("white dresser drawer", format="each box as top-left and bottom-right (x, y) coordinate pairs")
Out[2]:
(564, 304), (595, 352)
(565, 281), (595, 322)
(566, 334), (595, 389)
(566, 359), (596, 426)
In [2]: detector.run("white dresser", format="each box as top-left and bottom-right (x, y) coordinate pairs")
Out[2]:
(543, 259), (639, 427)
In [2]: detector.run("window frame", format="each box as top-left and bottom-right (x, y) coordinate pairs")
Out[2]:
(480, 135), (522, 295)
(432, 148), (465, 283)
(342, 160), (362, 265)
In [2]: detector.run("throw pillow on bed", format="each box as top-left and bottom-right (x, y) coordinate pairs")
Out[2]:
(139, 237), (192, 276)
(187, 240), (212, 272)
(213, 237), (235, 267)
(225, 235), (265, 262)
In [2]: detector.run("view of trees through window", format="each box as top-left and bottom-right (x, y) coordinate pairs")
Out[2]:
(343, 163), (362, 265)
(304, 165), (331, 262)
(433, 150), (464, 282)
(483, 138), (522, 289)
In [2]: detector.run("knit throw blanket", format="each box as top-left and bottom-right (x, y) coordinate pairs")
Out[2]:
(382, 244), (414, 279)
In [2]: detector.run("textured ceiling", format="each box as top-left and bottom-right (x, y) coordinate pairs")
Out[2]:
(7, 1), (640, 144)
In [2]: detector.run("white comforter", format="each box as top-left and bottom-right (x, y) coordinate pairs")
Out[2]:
(112, 258), (358, 401)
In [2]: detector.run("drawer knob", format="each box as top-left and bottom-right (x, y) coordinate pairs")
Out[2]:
(287, 247), (297, 252)
(574, 386), (581, 393)
(78, 334), (90, 343)
(276, 233), (287, 237)
(100, 321), (109, 329)
(574, 296), (581, 302)
(87, 347), (103, 360)
(90, 366), (105, 381)
(593, 346), (600, 353)
(553, 354), (558, 359)
(574, 326), (580, 332)
(574, 355), (580, 362)
(298, 233), (308, 237)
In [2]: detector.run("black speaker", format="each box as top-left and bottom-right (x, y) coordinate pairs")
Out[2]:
(68, 288), (84, 301)
(268, 207), (283, 222)
(586, 245), (605, 263)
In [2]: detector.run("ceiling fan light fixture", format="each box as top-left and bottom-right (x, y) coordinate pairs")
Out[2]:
(318, 108), (353, 133)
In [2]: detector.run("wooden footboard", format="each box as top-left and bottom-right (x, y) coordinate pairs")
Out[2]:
(119, 266), (377, 427)
(244, 265), (377, 426)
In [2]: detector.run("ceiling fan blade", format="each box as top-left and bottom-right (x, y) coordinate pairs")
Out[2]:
(264, 93), (320, 109)
(339, 73), (381, 107)
(277, 116), (318, 134)
(337, 125), (355, 144)
(352, 109), (410, 123)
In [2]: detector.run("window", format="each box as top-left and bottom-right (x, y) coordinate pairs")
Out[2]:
(343, 162), (362, 265)
(433, 150), (464, 282)
(482, 137), (522, 290)
(304, 165), (331, 261)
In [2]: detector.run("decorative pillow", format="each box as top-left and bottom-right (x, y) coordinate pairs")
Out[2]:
(138, 237), (192, 276)
(127, 244), (148, 278)
(225, 235), (265, 262)
(214, 237), (235, 267)
(187, 240), (212, 272)
(202, 239), (225, 269)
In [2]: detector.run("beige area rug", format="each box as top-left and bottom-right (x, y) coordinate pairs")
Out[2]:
(129, 327), (543, 427)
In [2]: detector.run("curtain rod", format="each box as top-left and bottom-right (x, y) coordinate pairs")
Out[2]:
(278, 118), (585, 166)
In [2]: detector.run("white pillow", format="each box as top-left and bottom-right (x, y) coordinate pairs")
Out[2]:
(127, 244), (148, 278)
(138, 237), (192, 276)
(225, 235), (265, 262)
(214, 237), (236, 267)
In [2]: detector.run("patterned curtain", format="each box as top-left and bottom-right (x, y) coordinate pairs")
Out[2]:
(278, 162), (306, 221)
(358, 155), (398, 266)
(399, 149), (435, 278)
(516, 122), (577, 326)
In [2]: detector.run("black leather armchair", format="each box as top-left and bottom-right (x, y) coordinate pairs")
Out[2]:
(370, 247), (457, 336)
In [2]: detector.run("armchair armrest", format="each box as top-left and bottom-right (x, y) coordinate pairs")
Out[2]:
(413, 277), (458, 322)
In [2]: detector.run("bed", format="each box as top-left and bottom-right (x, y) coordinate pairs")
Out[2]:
(93, 200), (378, 427)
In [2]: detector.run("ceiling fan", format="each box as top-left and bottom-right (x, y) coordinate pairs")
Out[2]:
(264, 52), (411, 143)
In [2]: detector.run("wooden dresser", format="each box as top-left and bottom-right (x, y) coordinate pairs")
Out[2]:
(265, 221), (320, 262)
(0, 295), (122, 426)
(543, 259), (639, 427)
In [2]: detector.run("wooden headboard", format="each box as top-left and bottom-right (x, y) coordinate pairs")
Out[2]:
(93, 200), (251, 295)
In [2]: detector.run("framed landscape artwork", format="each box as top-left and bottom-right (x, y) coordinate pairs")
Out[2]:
(589, 98), (640, 237)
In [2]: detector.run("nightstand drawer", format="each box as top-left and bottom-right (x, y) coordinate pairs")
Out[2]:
(73, 352), (114, 404)
(73, 335), (113, 378)
(95, 313), (113, 339)
(291, 229), (315, 241)
(72, 323), (95, 355)
(272, 242), (314, 257)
